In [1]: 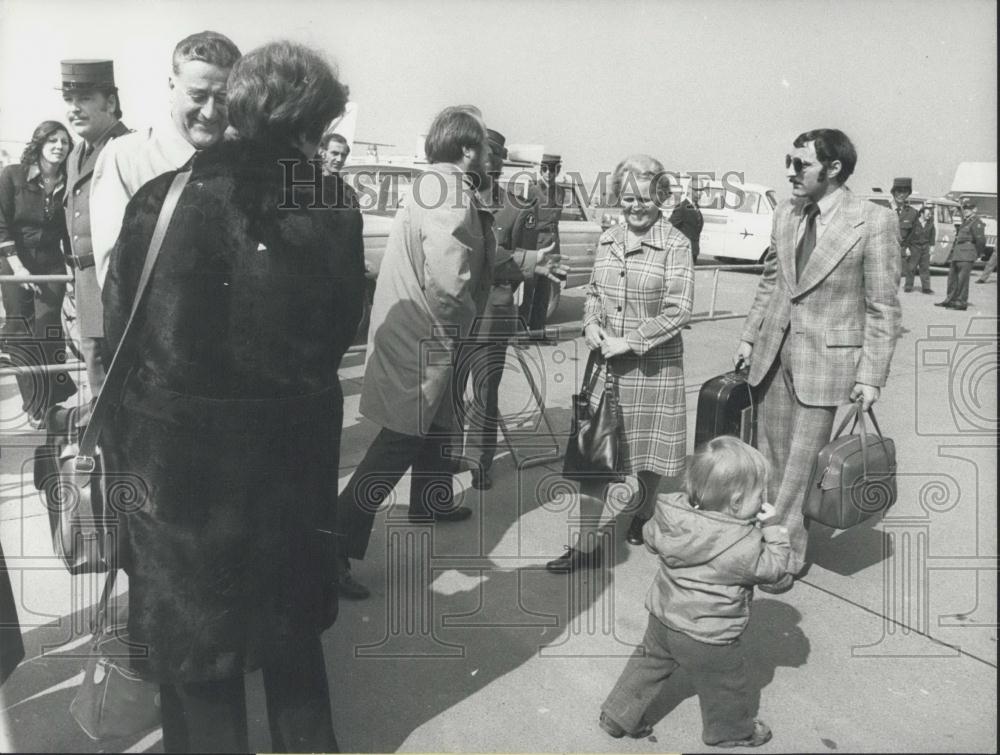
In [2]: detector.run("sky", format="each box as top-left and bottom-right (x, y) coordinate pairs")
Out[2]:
(0, 0), (996, 198)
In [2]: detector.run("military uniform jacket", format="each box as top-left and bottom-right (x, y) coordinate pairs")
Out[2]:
(949, 213), (987, 262)
(65, 120), (130, 337)
(909, 218), (936, 254)
(740, 189), (901, 406)
(894, 202), (919, 252)
(528, 180), (563, 255)
(472, 187), (540, 338)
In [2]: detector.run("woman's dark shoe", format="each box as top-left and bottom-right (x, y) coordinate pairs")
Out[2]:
(599, 712), (652, 739)
(712, 719), (772, 748)
(546, 546), (601, 573)
(471, 468), (493, 490)
(337, 558), (370, 600)
(626, 516), (648, 546)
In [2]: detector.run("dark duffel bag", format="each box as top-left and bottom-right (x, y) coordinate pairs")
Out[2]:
(694, 359), (757, 448)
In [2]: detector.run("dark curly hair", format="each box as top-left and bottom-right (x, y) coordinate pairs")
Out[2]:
(20, 120), (73, 170)
(227, 41), (347, 147)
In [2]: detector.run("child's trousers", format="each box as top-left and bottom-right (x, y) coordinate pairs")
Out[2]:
(602, 614), (755, 745)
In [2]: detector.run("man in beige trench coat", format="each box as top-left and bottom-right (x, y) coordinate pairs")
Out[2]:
(334, 106), (496, 598)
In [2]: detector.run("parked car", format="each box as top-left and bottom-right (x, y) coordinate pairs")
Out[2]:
(342, 162), (602, 341)
(862, 192), (962, 266)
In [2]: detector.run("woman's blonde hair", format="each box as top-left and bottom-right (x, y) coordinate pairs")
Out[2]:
(610, 153), (672, 205)
(685, 436), (770, 514)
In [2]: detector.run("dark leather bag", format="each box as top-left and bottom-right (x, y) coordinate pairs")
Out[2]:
(563, 351), (625, 484)
(32, 406), (113, 574)
(803, 402), (897, 529)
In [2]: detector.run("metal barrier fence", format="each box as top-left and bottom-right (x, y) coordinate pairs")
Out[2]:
(0, 264), (764, 375)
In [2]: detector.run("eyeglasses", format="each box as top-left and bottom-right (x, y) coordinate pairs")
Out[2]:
(540, 164), (560, 173)
(785, 154), (813, 174)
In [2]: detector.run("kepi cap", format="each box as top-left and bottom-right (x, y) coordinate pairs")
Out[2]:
(540, 153), (561, 165)
(961, 197), (977, 209)
(891, 177), (912, 193)
(486, 129), (508, 159)
(59, 59), (116, 92)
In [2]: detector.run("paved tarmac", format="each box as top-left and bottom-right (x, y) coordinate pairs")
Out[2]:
(0, 264), (996, 753)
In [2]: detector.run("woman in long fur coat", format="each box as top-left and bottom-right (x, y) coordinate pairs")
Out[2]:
(101, 42), (363, 753)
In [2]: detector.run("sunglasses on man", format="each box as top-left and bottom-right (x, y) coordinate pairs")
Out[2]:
(785, 154), (813, 174)
(540, 164), (560, 174)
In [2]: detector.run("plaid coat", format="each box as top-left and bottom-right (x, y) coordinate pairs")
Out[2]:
(740, 188), (901, 406)
(582, 216), (694, 475)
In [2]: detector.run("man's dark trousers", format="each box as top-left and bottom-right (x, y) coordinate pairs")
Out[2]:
(336, 423), (460, 560)
(944, 260), (974, 306)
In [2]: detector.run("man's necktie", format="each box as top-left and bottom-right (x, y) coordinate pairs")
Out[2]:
(796, 203), (820, 282)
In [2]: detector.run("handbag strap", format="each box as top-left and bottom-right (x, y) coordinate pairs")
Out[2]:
(76, 169), (192, 471)
(92, 569), (118, 638)
(578, 350), (601, 400)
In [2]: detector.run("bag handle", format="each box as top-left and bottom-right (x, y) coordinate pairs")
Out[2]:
(76, 169), (192, 472)
(832, 400), (891, 480)
(92, 569), (118, 639)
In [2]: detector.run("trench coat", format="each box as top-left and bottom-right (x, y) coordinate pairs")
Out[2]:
(360, 163), (495, 436)
(101, 139), (365, 682)
(65, 120), (130, 337)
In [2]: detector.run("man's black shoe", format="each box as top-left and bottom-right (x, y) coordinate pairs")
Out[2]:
(950, 304), (968, 310)
(934, 300), (952, 307)
(471, 468), (493, 490)
(546, 546), (602, 573)
(338, 569), (370, 600)
(408, 506), (473, 523)
(903, 287), (914, 292)
(626, 516), (647, 546)
(921, 288), (934, 294)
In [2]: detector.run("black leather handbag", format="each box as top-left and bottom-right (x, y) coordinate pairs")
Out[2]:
(803, 402), (897, 529)
(563, 351), (625, 485)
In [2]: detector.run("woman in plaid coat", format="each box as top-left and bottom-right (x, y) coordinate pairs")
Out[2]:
(548, 155), (694, 573)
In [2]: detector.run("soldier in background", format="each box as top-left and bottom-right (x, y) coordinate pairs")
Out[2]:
(60, 59), (130, 425)
(889, 176), (918, 288)
(936, 197), (987, 310)
(460, 129), (561, 490)
(905, 204), (936, 294)
(668, 176), (705, 263)
(518, 152), (564, 339)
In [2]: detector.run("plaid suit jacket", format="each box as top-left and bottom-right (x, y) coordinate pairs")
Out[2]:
(740, 188), (901, 406)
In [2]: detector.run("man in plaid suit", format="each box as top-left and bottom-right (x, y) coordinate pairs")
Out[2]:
(734, 129), (901, 592)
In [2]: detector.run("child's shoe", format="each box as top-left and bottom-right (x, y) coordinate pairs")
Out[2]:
(713, 719), (772, 747)
(599, 712), (652, 739)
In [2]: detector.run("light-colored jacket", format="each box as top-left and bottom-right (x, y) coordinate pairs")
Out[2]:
(90, 121), (195, 287)
(643, 492), (792, 645)
(360, 163), (496, 435)
(740, 189), (901, 406)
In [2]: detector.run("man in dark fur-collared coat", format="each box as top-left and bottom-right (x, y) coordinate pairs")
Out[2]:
(102, 42), (363, 753)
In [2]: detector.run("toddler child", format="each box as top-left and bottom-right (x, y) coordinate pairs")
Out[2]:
(600, 435), (793, 747)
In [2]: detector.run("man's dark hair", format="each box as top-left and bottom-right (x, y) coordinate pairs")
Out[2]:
(793, 129), (857, 184)
(424, 106), (486, 164)
(227, 41), (347, 146)
(172, 31), (241, 74)
(321, 131), (349, 153)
